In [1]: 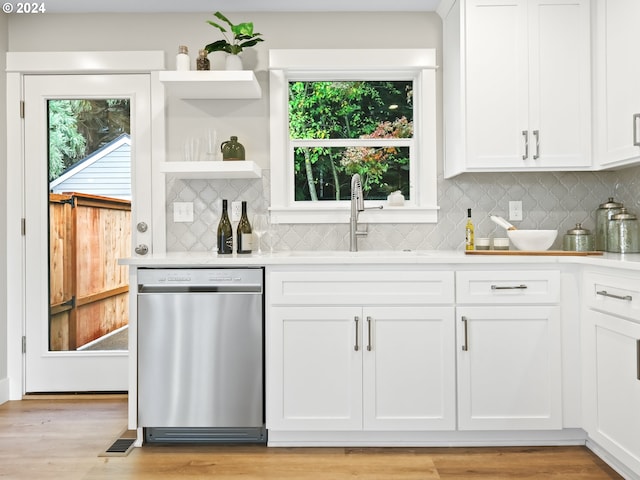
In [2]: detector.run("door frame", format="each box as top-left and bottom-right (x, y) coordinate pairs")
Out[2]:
(5, 51), (165, 400)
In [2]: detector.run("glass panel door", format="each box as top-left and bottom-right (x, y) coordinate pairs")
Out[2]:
(24, 74), (152, 392)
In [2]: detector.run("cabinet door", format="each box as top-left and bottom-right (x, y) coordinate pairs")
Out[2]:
(457, 306), (562, 430)
(362, 306), (456, 431)
(465, 0), (529, 169)
(594, 0), (640, 167)
(267, 306), (363, 431)
(591, 311), (640, 471)
(528, 0), (591, 168)
(463, 0), (590, 170)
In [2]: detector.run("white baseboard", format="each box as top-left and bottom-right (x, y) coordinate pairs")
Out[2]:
(267, 428), (588, 447)
(586, 438), (640, 480)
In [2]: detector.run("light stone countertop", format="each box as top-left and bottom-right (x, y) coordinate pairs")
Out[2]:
(119, 250), (640, 272)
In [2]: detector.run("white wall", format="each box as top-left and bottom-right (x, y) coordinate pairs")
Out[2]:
(7, 12), (440, 64)
(1, 12), (9, 403)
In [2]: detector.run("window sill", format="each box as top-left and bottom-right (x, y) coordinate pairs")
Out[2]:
(269, 205), (439, 224)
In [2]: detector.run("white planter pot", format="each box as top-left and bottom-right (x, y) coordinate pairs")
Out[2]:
(225, 54), (243, 71)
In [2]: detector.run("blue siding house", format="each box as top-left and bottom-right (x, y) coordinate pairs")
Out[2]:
(49, 134), (131, 200)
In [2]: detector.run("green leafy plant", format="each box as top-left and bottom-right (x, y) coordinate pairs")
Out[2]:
(205, 12), (264, 55)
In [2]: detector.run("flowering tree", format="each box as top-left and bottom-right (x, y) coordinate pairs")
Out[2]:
(340, 116), (413, 194)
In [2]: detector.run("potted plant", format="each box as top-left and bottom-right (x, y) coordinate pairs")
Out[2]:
(205, 11), (264, 70)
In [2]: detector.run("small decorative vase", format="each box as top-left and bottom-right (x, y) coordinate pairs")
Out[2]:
(225, 54), (243, 71)
(221, 136), (245, 161)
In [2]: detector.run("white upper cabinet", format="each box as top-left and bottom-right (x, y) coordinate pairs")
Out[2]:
(593, 0), (640, 169)
(440, 0), (591, 177)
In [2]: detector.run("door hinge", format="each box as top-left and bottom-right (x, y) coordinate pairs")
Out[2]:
(20, 101), (25, 119)
(21, 218), (26, 236)
(22, 336), (26, 354)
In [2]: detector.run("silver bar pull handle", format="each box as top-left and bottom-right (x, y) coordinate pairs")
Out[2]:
(533, 130), (540, 159)
(354, 316), (360, 352)
(461, 316), (469, 351)
(596, 290), (633, 302)
(634, 114), (640, 147)
(522, 130), (529, 160)
(637, 339), (640, 381)
(491, 284), (528, 290)
(366, 316), (373, 351)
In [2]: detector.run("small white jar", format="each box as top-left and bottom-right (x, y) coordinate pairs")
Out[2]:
(493, 237), (510, 250)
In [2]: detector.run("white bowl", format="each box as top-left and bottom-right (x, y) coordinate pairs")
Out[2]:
(507, 230), (558, 251)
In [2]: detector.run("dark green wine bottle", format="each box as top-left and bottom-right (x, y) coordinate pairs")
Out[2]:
(237, 201), (253, 254)
(217, 199), (233, 254)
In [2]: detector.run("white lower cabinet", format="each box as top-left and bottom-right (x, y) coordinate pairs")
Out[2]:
(583, 271), (640, 476)
(269, 306), (363, 431)
(590, 312), (640, 470)
(266, 268), (456, 433)
(456, 270), (563, 430)
(456, 305), (562, 430)
(268, 304), (456, 431)
(267, 267), (567, 441)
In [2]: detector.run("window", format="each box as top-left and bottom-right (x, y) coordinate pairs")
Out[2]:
(269, 49), (438, 224)
(290, 80), (414, 202)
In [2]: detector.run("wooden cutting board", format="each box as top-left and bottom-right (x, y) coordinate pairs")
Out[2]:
(465, 250), (604, 256)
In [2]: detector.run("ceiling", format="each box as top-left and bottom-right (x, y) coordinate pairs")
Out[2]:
(40, 0), (442, 13)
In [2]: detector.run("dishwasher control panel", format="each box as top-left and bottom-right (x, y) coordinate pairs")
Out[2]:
(137, 268), (263, 290)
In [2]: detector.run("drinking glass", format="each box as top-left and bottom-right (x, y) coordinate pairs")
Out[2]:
(183, 136), (203, 162)
(204, 128), (218, 160)
(252, 213), (269, 255)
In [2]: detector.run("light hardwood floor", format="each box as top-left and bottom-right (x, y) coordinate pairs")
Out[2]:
(0, 396), (623, 479)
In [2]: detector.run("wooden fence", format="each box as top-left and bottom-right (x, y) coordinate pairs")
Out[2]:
(49, 192), (131, 351)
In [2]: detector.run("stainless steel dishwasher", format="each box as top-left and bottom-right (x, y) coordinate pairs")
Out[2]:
(137, 267), (265, 443)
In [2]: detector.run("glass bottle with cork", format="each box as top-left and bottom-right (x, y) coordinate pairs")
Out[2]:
(196, 49), (210, 71)
(176, 45), (190, 71)
(465, 208), (475, 251)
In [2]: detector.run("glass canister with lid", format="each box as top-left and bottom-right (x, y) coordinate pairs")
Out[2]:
(563, 223), (594, 252)
(595, 197), (624, 251)
(607, 208), (640, 253)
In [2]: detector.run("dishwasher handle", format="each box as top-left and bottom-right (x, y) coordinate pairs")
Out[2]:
(138, 284), (262, 294)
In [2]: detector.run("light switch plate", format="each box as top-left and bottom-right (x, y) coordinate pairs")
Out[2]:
(173, 202), (194, 223)
(508, 201), (523, 221)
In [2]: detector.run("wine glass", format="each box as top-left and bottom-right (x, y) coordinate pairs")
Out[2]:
(252, 213), (269, 255)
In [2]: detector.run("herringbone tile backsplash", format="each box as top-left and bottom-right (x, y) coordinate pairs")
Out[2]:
(166, 165), (640, 252)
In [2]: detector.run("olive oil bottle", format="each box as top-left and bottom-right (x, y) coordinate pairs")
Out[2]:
(465, 208), (475, 251)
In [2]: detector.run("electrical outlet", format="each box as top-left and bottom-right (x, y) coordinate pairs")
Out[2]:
(173, 202), (194, 223)
(231, 201), (242, 222)
(508, 201), (523, 222)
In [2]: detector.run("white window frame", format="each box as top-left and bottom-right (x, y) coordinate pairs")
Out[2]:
(269, 49), (439, 224)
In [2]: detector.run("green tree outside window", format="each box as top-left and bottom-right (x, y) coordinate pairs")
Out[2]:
(288, 81), (413, 202)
